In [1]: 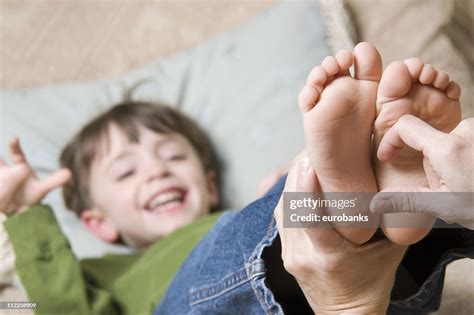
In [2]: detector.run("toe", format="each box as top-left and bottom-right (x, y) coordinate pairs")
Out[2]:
(298, 84), (321, 113)
(445, 81), (461, 100)
(353, 42), (382, 82)
(378, 61), (412, 101)
(404, 58), (423, 80)
(335, 50), (354, 71)
(419, 64), (437, 85)
(432, 71), (450, 91)
(321, 56), (339, 76)
(307, 66), (328, 87)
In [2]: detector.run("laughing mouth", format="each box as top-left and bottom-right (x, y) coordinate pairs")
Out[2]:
(144, 189), (186, 213)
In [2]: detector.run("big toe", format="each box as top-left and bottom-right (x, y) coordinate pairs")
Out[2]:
(378, 61), (412, 101)
(353, 42), (382, 82)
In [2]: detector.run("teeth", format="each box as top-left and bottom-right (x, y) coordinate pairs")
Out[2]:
(148, 191), (183, 209)
(153, 200), (181, 212)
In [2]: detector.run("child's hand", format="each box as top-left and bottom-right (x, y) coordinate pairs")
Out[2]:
(257, 167), (288, 197)
(0, 137), (71, 215)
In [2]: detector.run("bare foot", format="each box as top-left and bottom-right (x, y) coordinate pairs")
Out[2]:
(298, 42), (381, 244)
(374, 59), (462, 245)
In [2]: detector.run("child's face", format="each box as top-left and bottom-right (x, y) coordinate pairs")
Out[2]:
(83, 123), (218, 248)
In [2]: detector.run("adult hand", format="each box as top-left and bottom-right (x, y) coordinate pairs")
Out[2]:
(274, 151), (407, 314)
(0, 137), (71, 215)
(370, 116), (474, 229)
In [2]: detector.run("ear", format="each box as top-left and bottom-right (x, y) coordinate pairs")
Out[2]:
(81, 208), (119, 243)
(206, 171), (219, 208)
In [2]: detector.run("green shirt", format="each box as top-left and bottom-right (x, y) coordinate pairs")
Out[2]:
(5, 205), (221, 315)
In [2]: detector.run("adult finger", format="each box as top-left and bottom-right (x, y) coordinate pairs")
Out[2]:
(275, 153), (303, 233)
(276, 152), (310, 234)
(275, 152), (309, 257)
(296, 163), (346, 251)
(370, 186), (433, 215)
(279, 152), (347, 251)
(377, 115), (447, 161)
(370, 186), (474, 229)
(276, 152), (332, 278)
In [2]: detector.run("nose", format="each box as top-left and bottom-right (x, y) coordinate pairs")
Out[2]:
(145, 157), (170, 182)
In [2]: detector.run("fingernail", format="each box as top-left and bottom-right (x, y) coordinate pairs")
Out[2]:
(301, 156), (310, 169)
(370, 198), (393, 213)
(300, 157), (314, 182)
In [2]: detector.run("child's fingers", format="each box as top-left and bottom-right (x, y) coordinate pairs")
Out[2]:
(0, 164), (31, 204)
(0, 158), (5, 166)
(35, 169), (72, 199)
(9, 137), (27, 164)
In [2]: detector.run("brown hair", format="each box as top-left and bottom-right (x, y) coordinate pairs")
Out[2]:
(60, 101), (219, 216)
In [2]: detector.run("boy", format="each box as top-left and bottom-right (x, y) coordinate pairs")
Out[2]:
(0, 101), (223, 314)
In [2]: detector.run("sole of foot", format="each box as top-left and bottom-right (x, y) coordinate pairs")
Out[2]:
(373, 58), (461, 245)
(298, 42), (382, 244)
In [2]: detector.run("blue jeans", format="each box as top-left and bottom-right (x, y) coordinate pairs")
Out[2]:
(155, 176), (474, 314)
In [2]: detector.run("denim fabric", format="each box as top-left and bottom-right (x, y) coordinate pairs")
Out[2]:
(155, 176), (474, 314)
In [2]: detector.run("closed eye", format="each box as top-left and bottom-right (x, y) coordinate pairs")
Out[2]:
(167, 154), (186, 161)
(117, 169), (135, 181)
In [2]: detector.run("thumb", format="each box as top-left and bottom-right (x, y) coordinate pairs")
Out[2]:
(370, 187), (474, 228)
(35, 168), (72, 199)
(370, 186), (448, 218)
